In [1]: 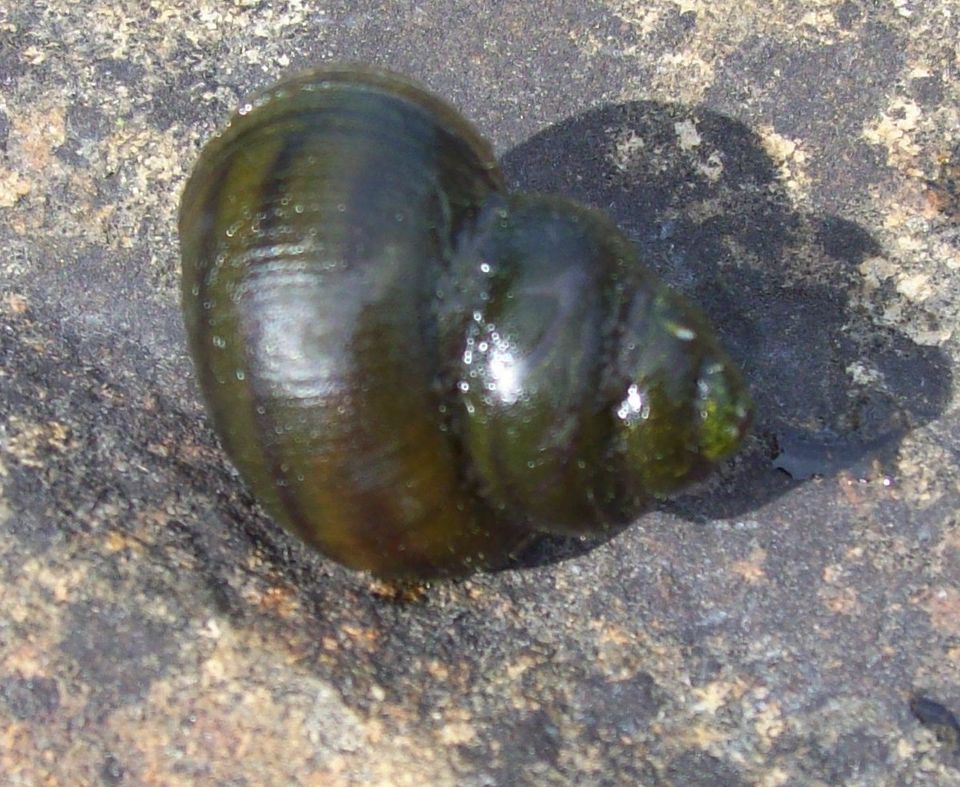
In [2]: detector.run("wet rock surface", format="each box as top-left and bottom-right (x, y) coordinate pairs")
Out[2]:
(2, 1), (959, 784)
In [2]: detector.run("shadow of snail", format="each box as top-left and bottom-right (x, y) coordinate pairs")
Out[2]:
(179, 66), (756, 579)
(501, 97), (951, 564)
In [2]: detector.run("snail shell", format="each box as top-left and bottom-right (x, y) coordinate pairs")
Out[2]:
(180, 66), (752, 578)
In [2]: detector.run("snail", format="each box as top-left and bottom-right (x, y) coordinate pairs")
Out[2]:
(179, 66), (753, 579)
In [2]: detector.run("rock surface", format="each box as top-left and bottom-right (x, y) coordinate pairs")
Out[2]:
(1, 1), (959, 784)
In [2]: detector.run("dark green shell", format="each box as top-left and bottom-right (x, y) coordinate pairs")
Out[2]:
(179, 66), (752, 578)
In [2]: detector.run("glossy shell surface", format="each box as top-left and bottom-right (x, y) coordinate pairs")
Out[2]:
(180, 66), (752, 578)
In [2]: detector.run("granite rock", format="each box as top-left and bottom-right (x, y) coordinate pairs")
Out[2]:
(2, 1), (959, 784)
